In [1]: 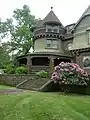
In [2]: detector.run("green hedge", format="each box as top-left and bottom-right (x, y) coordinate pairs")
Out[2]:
(15, 66), (27, 74)
(36, 70), (49, 78)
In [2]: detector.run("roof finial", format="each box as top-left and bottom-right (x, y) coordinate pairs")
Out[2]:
(51, 7), (53, 11)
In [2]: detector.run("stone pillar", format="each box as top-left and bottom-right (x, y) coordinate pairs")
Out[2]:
(27, 55), (32, 74)
(71, 51), (76, 63)
(49, 56), (54, 76)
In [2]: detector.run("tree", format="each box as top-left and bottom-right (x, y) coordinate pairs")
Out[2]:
(0, 42), (10, 68)
(0, 5), (37, 55)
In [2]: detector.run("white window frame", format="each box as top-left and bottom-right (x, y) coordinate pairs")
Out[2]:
(46, 40), (52, 48)
(46, 39), (58, 49)
(46, 25), (59, 33)
(88, 32), (90, 44)
(52, 40), (58, 49)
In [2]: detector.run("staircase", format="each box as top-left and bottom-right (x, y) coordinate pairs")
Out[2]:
(16, 72), (49, 90)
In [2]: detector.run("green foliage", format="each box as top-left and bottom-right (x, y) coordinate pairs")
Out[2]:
(4, 63), (15, 74)
(0, 5), (37, 55)
(36, 70), (49, 78)
(4, 63), (27, 75)
(0, 43), (11, 69)
(15, 66), (27, 74)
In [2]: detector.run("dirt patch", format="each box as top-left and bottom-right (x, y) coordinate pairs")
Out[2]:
(0, 89), (25, 95)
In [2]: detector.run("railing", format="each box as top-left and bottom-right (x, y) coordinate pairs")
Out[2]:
(32, 66), (49, 72)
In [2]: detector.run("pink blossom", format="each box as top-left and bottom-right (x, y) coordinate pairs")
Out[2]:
(65, 82), (67, 84)
(52, 72), (57, 76)
(51, 62), (89, 86)
(71, 63), (76, 69)
(71, 68), (75, 71)
(61, 81), (65, 83)
(54, 66), (60, 71)
(60, 68), (64, 72)
(63, 78), (66, 81)
(64, 68), (69, 72)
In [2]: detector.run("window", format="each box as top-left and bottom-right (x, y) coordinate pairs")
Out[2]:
(83, 56), (90, 68)
(53, 29), (58, 33)
(86, 29), (90, 44)
(65, 43), (72, 50)
(47, 28), (52, 32)
(67, 43), (72, 50)
(46, 40), (58, 49)
(88, 32), (90, 44)
(46, 25), (59, 33)
(46, 40), (52, 48)
(52, 41), (58, 48)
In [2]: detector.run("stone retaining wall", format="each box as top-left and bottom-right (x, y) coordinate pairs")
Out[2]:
(0, 75), (49, 89)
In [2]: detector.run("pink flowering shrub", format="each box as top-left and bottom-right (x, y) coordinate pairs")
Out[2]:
(51, 62), (89, 85)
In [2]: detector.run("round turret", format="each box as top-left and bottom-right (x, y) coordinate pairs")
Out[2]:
(33, 8), (65, 40)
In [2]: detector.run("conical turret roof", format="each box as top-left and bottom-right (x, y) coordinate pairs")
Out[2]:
(42, 9), (63, 26)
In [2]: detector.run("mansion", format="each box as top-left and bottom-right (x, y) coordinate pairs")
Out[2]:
(17, 5), (90, 75)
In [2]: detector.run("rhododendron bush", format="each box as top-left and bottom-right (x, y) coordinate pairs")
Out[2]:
(51, 62), (89, 85)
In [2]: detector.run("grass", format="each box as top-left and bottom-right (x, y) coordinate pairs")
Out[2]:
(0, 91), (90, 120)
(0, 84), (14, 89)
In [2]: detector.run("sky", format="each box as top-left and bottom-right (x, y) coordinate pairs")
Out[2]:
(0, 0), (90, 26)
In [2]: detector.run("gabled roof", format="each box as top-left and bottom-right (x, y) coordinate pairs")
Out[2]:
(72, 5), (90, 31)
(42, 10), (63, 26)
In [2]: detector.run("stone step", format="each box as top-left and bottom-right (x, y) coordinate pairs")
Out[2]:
(16, 77), (49, 90)
(16, 80), (28, 88)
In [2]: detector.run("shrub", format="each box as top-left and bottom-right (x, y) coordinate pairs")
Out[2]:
(36, 70), (49, 78)
(15, 66), (27, 74)
(51, 62), (89, 86)
(0, 69), (4, 74)
(4, 63), (15, 74)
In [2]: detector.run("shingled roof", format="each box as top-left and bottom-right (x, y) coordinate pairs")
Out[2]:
(35, 19), (43, 27)
(42, 10), (63, 25)
(72, 5), (90, 30)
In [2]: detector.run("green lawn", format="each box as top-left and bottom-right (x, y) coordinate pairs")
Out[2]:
(0, 91), (90, 120)
(0, 84), (14, 89)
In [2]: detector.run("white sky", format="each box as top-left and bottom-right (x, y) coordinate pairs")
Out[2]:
(0, 0), (90, 26)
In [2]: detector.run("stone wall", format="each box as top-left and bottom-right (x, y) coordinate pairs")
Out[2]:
(0, 74), (49, 90)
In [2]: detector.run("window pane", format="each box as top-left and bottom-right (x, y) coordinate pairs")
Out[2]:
(68, 43), (72, 50)
(88, 32), (90, 44)
(53, 26), (58, 29)
(88, 32), (90, 38)
(52, 41), (58, 48)
(47, 28), (52, 32)
(53, 26), (58, 33)
(53, 29), (58, 33)
(46, 26), (59, 33)
(47, 40), (51, 47)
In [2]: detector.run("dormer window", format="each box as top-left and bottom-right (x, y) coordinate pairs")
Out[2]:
(46, 25), (59, 33)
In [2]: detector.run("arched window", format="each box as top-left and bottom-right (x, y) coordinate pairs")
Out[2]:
(67, 43), (72, 50)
